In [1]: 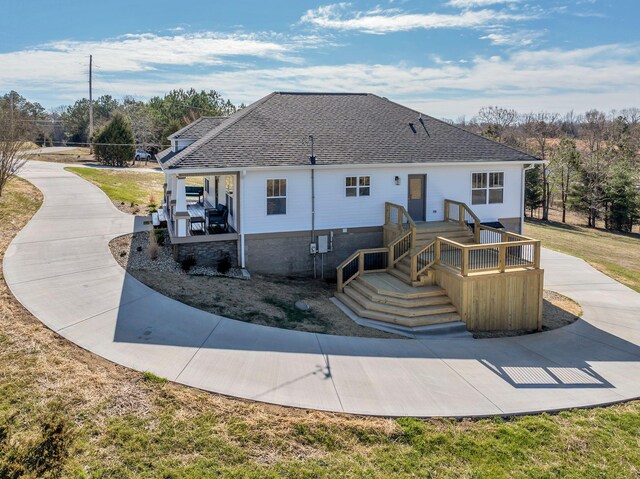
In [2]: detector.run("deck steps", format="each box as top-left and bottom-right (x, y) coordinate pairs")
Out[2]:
(336, 272), (462, 329)
(335, 291), (460, 328)
(358, 273), (445, 299)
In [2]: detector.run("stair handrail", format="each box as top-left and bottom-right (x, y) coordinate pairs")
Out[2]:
(411, 238), (437, 281)
(444, 199), (481, 243)
(336, 247), (389, 293)
(388, 229), (413, 267)
(384, 202), (417, 247)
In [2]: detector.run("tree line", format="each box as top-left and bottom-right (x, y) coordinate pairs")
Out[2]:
(2, 88), (239, 150)
(454, 107), (640, 233)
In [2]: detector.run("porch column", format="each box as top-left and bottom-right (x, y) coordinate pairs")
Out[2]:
(175, 176), (188, 237)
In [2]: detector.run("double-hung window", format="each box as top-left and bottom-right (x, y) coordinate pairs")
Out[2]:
(472, 172), (504, 205)
(267, 179), (287, 215)
(345, 176), (370, 197)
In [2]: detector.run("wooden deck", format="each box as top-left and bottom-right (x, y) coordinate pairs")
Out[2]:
(336, 200), (543, 333)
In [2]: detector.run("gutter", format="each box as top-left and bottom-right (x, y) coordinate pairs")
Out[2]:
(165, 159), (545, 176)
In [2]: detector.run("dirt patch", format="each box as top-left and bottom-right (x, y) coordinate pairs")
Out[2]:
(110, 231), (401, 339)
(473, 290), (582, 339)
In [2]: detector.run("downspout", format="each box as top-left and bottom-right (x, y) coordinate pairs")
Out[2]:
(240, 170), (246, 269)
(521, 164), (535, 234)
(309, 136), (317, 279)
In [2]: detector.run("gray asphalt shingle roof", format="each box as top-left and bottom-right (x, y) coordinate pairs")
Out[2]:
(161, 92), (540, 170)
(167, 116), (228, 140)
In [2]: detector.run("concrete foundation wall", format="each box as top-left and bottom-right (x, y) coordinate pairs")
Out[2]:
(173, 240), (238, 268)
(244, 227), (383, 278)
(498, 217), (522, 234)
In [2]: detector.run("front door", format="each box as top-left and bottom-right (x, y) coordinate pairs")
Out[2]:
(407, 174), (426, 221)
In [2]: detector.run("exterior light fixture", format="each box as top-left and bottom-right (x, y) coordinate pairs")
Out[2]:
(395, 176), (401, 185)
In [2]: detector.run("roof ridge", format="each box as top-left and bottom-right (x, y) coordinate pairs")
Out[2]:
(163, 93), (278, 169)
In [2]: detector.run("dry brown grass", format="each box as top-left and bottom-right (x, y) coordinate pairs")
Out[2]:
(2, 177), (640, 478)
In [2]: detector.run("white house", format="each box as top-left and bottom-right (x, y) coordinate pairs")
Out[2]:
(157, 92), (542, 279)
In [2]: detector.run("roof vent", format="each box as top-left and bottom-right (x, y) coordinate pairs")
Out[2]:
(409, 122), (417, 134)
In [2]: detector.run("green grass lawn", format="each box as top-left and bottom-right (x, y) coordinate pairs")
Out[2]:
(525, 219), (640, 293)
(65, 167), (166, 207)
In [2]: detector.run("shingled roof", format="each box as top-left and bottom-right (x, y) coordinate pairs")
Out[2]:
(160, 92), (540, 170)
(167, 116), (228, 140)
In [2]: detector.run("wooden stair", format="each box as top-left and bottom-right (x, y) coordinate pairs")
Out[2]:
(414, 221), (475, 247)
(335, 273), (461, 328)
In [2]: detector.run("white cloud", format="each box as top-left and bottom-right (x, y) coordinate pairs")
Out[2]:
(4, 38), (639, 118)
(300, 3), (531, 34)
(447, 0), (521, 8)
(480, 30), (543, 46)
(0, 31), (307, 90)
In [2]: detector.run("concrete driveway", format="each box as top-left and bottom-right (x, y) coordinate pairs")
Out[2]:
(4, 161), (640, 417)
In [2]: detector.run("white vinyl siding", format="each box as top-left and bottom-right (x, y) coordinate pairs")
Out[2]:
(241, 164), (523, 234)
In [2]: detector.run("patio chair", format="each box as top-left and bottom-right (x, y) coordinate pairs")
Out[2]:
(207, 205), (229, 233)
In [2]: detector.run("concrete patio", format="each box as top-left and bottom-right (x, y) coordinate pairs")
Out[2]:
(4, 161), (640, 417)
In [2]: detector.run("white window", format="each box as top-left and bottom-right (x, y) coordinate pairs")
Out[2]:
(225, 176), (234, 217)
(472, 172), (504, 205)
(204, 178), (210, 194)
(267, 179), (286, 215)
(345, 176), (370, 197)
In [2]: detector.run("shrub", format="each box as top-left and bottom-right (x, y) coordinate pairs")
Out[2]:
(148, 231), (158, 260)
(181, 255), (197, 272)
(148, 194), (157, 213)
(217, 254), (232, 274)
(154, 229), (166, 246)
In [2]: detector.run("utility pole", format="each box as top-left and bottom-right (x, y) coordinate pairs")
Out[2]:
(89, 55), (94, 151)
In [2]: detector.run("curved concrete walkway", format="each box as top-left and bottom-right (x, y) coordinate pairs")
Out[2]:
(5, 161), (640, 417)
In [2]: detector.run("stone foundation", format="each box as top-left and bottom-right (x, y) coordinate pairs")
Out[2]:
(244, 227), (383, 278)
(172, 240), (238, 268)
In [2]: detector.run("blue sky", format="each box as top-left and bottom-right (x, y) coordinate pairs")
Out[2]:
(1, 0), (639, 118)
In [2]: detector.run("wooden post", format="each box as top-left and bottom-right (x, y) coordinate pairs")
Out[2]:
(337, 267), (344, 293)
(388, 245), (394, 270)
(498, 245), (506, 273)
(435, 239), (441, 265)
(358, 252), (365, 275)
(444, 200), (449, 221)
(411, 254), (418, 282)
(458, 205), (465, 224)
(474, 220), (480, 243)
(533, 241), (541, 269)
(461, 247), (469, 276)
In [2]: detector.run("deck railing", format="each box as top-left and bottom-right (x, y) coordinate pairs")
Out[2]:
(337, 200), (541, 289)
(336, 248), (389, 293)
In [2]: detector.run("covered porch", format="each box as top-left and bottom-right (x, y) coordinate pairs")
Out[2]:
(161, 171), (241, 245)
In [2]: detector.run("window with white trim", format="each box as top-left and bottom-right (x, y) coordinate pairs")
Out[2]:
(345, 176), (370, 197)
(472, 172), (504, 205)
(267, 179), (286, 215)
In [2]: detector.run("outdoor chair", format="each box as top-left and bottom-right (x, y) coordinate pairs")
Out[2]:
(207, 205), (229, 233)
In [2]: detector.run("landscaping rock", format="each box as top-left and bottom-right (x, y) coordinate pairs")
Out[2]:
(295, 301), (311, 312)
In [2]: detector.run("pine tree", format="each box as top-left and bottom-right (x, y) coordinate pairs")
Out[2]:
(605, 163), (639, 232)
(525, 165), (544, 218)
(93, 112), (136, 167)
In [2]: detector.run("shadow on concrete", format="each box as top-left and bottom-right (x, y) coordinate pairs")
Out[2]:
(111, 242), (640, 391)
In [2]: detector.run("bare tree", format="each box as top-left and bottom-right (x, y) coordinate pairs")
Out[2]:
(0, 106), (26, 197)
(476, 106), (519, 144)
(582, 109), (607, 154)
